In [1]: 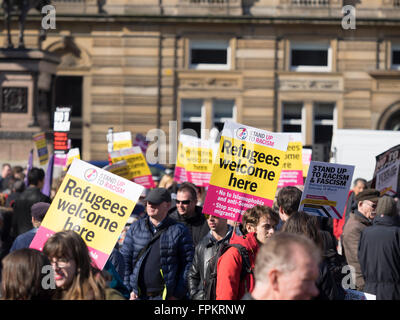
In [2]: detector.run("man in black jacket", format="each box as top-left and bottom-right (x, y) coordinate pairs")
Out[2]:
(187, 214), (232, 300)
(358, 196), (400, 300)
(11, 167), (51, 239)
(168, 182), (209, 247)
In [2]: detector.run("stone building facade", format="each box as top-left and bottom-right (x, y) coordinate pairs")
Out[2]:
(1, 0), (400, 164)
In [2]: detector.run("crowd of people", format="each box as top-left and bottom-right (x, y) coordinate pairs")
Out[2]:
(0, 161), (399, 300)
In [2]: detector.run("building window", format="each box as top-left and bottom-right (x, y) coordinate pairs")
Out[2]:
(213, 99), (236, 132)
(391, 44), (400, 70)
(189, 40), (230, 70)
(281, 102), (306, 144)
(290, 42), (331, 72)
(313, 102), (336, 145)
(181, 99), (205, 138)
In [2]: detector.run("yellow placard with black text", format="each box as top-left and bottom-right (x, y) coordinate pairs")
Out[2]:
(30, 159), (144, 269)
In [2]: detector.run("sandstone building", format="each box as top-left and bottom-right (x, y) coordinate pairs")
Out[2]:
(1, 0), (400, 164)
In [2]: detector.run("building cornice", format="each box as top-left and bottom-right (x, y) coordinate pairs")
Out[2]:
(21, 14), (400, 26)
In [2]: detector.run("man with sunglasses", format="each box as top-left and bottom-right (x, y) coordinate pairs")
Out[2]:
(342, 188), (380, 291)
(169, 182), (209, 247)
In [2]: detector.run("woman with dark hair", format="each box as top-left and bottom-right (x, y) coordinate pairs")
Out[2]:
(1, 248), (54, 300)
(43, 230), (125, 300)
(281, 211), (345, 300)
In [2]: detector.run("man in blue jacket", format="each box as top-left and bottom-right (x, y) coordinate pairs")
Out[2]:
(120, 188), (194, 300)
(10, 202), (49, 252)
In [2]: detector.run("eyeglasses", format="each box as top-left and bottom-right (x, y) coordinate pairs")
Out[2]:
(176, 200), (191, 205)
(50, 258), (71, 269)
(365, 202), (377, 209)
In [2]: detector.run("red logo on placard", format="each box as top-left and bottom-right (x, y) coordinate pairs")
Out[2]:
(84, 168), (97, 182)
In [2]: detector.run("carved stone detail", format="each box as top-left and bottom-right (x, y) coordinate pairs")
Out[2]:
(180, 77), (239, 89)
(1, 87), (28, 113)
(279, 79), (340, 91)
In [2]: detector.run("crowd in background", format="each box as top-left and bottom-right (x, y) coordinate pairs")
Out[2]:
(0, 161), (399, 300)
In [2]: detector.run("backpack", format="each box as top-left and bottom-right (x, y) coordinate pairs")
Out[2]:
(204, 243), (253, 300)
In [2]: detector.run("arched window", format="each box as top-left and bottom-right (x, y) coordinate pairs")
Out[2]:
(377, 101), (400, 131)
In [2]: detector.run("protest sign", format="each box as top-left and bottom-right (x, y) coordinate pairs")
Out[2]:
(183, 138), (213, 187)
(54, 153), (67, 167)
(299, 161), (354, 219)
(66, 148), (80, 168)
(53, 107), (71, 155)
(102, 160), (131, 180)
(203, 121), (289, 222)
(30, 159), (144, 270)
(33, 132), (49, 165)
(277, 133), (303, 188)
(302, 148), (312, 177)
(372, 144), (400, 197)
(110, 146), (155, 189)
(112, 131), (132, 151)
(173, 134), (199, 184)
(174, 141), (187, 183)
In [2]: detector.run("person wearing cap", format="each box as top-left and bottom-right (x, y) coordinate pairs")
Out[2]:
(342, 188), (380, 291)
(120, 188), (194, 300)
(358, 196), (400, 299)
(9, 202), (50, 252)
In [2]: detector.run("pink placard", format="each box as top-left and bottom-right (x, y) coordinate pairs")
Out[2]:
(54, 154), (67, 167)
(186, 171), (211, 187)
(133, 175), (156, 189)
(203, 185), (273, 223)
(174, 166), (187, 183)
(277, 170), (304, 188)
(30, 226), (110, 270)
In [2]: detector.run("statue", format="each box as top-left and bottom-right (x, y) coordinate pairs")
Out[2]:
(97, 0), (106, 14)
(2, 0), (51, 49)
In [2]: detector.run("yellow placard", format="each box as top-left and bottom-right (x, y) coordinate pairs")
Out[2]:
(33, 132), (49, 165)
(105, 163), (131, 180)
(113, 140), (132, 151)
(176, 142), (186, 168)
(66, 148), (81, 168)
(282, 142), (303, 171)
(42, 175), (134, 254)
(111, 152), (152, 179)
(183, 146), (213, 173)
(209, 136), (286, 200)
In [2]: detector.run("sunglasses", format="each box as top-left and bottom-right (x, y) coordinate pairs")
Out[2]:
(176, 200), (191, 205)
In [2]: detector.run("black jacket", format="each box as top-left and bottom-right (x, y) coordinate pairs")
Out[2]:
(315, 258), (346, 300)
(11, 186), (51, 238)
(358, 215), (400, 300)
(320, 230), (347, 285)
(168, 206), (209, 247)
(187, 226), (233, 300)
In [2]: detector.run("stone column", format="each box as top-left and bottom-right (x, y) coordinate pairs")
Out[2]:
(0, 49), (60, 164)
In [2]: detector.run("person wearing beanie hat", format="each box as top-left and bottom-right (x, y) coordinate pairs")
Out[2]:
(342, 188), (380, 291)
(9, 202), (50, 252)
(358, 196), (400, 299)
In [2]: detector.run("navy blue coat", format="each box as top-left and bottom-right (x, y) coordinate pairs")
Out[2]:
(358, 215), (400, 300)
(120, 215), (194, 299)
(9, 228), (37, 252)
